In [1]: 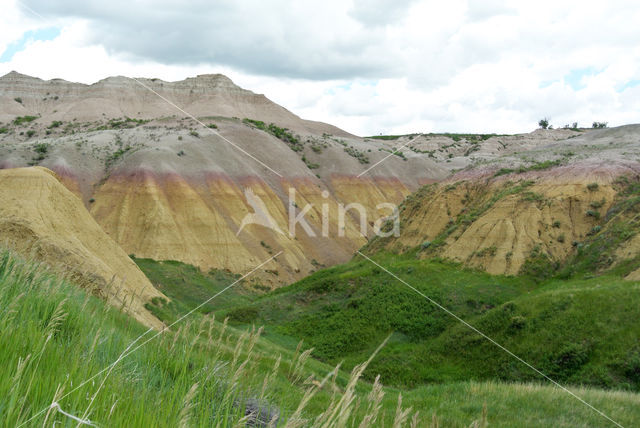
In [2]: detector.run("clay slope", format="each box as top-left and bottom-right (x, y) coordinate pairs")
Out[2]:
(367, 125), (640, 277)
(0, 71), (349, 137)
(5, 71), (636, 285)
(0, 167), (166, 328)
(0, 72), (450, 285)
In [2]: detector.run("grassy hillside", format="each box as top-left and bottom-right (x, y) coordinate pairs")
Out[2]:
(3, 248), (639, 426)
(132, 257), (254, 323)
(224, 252), (640, 393)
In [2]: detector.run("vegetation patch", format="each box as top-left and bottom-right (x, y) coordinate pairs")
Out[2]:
(243, 118), (304, 151)
(493, 159), (564, 177)
(344, 146), (370, 164)
(13, 115), (38, 126)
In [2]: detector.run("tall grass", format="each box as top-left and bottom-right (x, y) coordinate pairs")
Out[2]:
(0, 249), (427, 427)
(3, 248), (636, 426)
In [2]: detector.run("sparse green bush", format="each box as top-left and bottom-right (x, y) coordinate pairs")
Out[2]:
(592, 121), (608, 129)
(586, 210), (601, 220)
(522, 191), (544, 202)
(34, 143), (49, 154)
(476, 245), (498, 257)
(13, 115), (37, 126)
(587, 182), (599, 191)
(227, 306), (259, 323)
(344, 146), (370, 164)
(14, 97), (22, 104)
(538, 118), (550, 129)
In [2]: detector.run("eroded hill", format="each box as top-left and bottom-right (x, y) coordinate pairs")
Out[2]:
(0, 166), (165, 328)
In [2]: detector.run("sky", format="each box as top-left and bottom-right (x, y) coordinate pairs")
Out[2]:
(1, 0), (639, 136)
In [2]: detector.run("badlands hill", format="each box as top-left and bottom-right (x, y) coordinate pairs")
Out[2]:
(366, 124), (640, 279)
(0, 166), (165, 328)
(1, 70), (640, 287)
(0, 71), (447, 285)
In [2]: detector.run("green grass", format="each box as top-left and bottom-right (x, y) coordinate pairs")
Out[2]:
(133, 257), (254, 323)
(227, 251), (640, 394)
(3, 248), (640, 426)
(0, 248), (417, 426)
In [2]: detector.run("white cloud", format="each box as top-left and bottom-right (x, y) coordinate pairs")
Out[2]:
(0, 0), (639, 135)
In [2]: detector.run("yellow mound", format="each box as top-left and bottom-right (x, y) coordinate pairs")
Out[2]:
(0, 167), (165, 329)
(379, 170), (617, 275)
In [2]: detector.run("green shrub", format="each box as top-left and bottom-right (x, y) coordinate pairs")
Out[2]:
(538, 118), (549, 129)
(494, 168), (515, 177)
(13, 115), (37, 125)
(522, 191), (544, 202)
(33, 143), (49, 154)
(520, 245), (559, 282)
(14, 97), (22, 104)
(587, 182), (599, 191)
(586, 210), (601, 220)
(227, 306), (259, 323)
(475, 245), (497, 257)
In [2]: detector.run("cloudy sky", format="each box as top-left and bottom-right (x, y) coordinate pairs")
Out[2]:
(1, 0), (639, 136)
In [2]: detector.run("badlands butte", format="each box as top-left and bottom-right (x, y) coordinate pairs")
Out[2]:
(2, 70), (640, 322)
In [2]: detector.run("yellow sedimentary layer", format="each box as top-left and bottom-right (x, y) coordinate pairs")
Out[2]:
(388, 175), (616, 275)
(89, 172), (410, 284)
(0, 167), (165, 328)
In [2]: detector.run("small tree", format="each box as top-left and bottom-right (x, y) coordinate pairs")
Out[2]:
(538, 118), (550, 129)
(592, 121), (608, 129)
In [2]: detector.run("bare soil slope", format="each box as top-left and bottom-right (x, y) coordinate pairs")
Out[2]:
(0, 72), (450, 285)
(367, 125), (640, 277)
(0, 166), (165, 328)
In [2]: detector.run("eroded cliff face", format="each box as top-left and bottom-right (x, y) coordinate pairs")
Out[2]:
(3, 71), (640, 284)
(0, 167), (166, 328)
(0, 72), (444, 285)
(368, 158), (640, 277)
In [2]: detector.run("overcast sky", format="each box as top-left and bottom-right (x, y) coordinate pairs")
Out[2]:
(1, 0), (639, 135)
